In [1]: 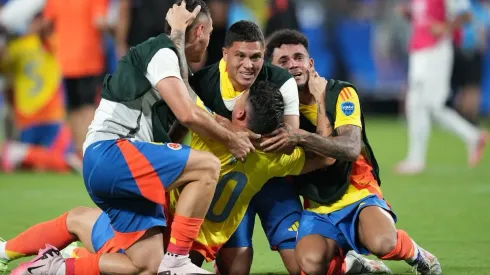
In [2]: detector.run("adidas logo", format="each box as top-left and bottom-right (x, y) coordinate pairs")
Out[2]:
(288, 221), (299, 232)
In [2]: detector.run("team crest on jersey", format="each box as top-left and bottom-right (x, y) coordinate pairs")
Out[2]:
(340, 101), (355, 116)
(167, 143), (182, 150)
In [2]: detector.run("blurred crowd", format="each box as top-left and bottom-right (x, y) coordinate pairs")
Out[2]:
(0, 0), (489, 174)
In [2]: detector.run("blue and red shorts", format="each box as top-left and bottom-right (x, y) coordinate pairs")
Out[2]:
(83, 139), (190, 251)
(19, 122), (74, 155)
(296, 195), (397, 255)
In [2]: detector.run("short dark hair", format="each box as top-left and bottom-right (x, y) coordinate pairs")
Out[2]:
(164, 0), (210, 36)
(265, 29), (309, 60)
(246, 81), (284, 135)
(224, 20), (265, 48)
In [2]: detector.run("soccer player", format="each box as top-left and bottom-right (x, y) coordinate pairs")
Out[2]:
(188, 20), (304, 275)
(195, 22), (387, 275)
(396, 0), (488, 174)
(2, 80), (335, 275)
(8, 1), (257, 274)
(262, 29), (442, 275)
(0, 11), (80, 174)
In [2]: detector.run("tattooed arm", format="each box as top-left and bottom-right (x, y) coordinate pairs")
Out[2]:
(296, 125), (361, 161)
(315, 97), (333, 137)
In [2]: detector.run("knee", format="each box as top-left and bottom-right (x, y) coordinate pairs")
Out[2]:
(296, 251), (328, 275)
(200, 152), (220, 183)
(369, 233), (397, 257)
(66, 206), (91, 232)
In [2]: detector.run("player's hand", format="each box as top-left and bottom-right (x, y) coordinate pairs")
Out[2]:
(228, 132), (261, 161)
(166, 1), (201, 31)
(259, 123), (301, 153)
(308, 68), (327, 102)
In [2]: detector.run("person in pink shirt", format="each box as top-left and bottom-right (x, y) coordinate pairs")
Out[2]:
(396, 0), (489, 175)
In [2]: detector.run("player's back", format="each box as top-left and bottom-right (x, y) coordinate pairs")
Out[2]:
(3, 34), (65, 129)
(169, 131), (305, 261)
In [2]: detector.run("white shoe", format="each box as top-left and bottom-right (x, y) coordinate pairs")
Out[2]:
(158, 253), (213, 275)
(394, 160), (425, 175)
(408, 246), (442, 275)
(345, 250), (392, 274)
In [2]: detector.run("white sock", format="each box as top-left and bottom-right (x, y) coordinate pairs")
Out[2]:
(344, 254), (358, 274)
(5, 141), (29, 168)
(407, 240), (420, 264)
(432, 106), (479, 146)
(406, 88), (431, 165)
(162, 252), (189, 268)
(0, 241), (9, 260)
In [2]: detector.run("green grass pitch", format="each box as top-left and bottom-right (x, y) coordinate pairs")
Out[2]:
(1, 117), (490, 274)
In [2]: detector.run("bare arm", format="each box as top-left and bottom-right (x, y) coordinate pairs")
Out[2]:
(315, 97), (333, 137)
(296, 125), (361, 161)
(156, 77), (234, 145)
(284, 115), (299, 130)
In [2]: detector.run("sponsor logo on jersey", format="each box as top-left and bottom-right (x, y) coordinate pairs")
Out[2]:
(341, 101), (355, 116)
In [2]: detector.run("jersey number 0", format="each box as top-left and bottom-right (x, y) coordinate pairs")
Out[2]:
(206, 171), (247, 223)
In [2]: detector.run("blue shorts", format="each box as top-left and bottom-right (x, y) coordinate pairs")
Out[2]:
(20, 123), (74, 154)
(223, 177), (302, 251)
(91, 212), (125, 254)
(296, 195), (397, 255)
(83, 139), (190, 236)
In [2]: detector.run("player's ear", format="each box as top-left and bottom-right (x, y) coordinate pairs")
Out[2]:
(195, 24), (204, 40)
(222, 47), (228, 60)
(236, 109), (246, 121)
(309, 58), (314, 68)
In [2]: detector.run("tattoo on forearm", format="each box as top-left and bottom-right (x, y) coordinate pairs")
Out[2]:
(170, 30), (197, 101)
(300, 125), (362, 160)
(170, 30), (188, 80)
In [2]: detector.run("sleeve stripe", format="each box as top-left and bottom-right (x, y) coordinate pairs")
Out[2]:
(339, 91), (346, 101)
(340, 87), (353, 101)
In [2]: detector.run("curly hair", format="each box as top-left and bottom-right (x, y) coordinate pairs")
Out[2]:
(265, 29), (308, 60)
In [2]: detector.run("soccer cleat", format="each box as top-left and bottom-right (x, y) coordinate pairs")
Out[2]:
(0, 237), (8, 275)
(394, 160), (425, 175)
(345, 251), (392, 274)
(0, 258), (7, 275)
(11, 244), (65, 275)
(409, 246), (442, 275)
(158, 253), (214, 275)
(212, 260), (221, 274)
(60, 242), (80, 259)
(0, 142), (13, 173)
(468, 131), (488, 167)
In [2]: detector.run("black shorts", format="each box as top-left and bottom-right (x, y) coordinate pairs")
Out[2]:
(451, 48), (482, 89)
(63, 76), (100, 111)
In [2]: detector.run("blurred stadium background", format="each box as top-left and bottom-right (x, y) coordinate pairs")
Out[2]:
(0, 0), (489, 274)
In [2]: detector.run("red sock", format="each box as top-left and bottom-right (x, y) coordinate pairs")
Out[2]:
(380, 230), (416, 261)
(72, 247), (92, 258)
(23, 146), (69, 172)
(5, 212), (75, 259)
(65, 253), (101, 275)
(327, 255), (346, 275)
(166, 215), (203, 255)
(299, 255), (346, 275)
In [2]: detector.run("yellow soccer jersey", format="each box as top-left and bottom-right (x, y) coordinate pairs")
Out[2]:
(300, 87), (377, 214)
(169, 125), (306, 261)
(299, 103), (317, 125)
(2, 34), (62, 117)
